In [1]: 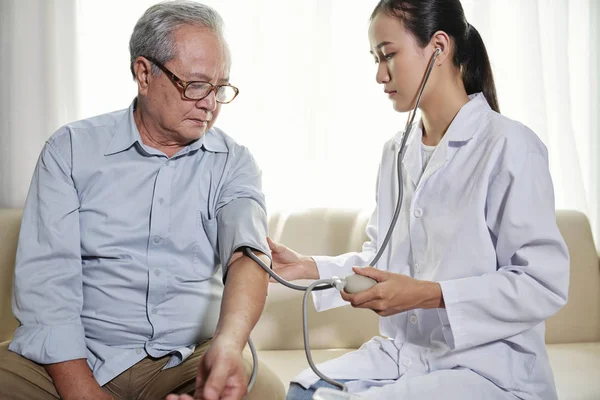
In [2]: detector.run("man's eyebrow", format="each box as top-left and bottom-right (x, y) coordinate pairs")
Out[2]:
(187, 72), (230, 84)
(187, 72), (213, 81)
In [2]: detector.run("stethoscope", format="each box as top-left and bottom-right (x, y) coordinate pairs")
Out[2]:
(239, 47), (442, 398)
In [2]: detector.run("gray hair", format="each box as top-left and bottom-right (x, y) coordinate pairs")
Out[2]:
(129, 1), (228, 78)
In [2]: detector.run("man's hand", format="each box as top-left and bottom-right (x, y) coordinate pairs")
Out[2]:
(166, 338), (247, 400)
(196, 338), (247, 400)
(340, 267), (444, 316)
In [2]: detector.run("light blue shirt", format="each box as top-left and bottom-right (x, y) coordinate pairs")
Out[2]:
(9, 100), (270, 386)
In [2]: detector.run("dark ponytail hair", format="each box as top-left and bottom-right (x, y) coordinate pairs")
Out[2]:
(371, 0), (500, 113)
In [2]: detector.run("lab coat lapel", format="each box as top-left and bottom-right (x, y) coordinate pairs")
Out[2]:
(396, 123), (423, 188)
(419, 136), (449, 185)
(418, 93), (492, 186)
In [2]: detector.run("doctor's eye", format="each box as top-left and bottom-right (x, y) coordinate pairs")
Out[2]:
(383, 53), (396, 60)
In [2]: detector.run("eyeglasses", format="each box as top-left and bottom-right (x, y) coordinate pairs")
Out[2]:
(143, 56), (239, 104)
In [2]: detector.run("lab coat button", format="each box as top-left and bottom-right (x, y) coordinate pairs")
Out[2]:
(409, 314), (418, 324)
(414, 208), (423, 218)
(414, 263), (420, 273)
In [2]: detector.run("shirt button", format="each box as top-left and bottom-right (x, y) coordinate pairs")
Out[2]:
(402, 357), (413, 367)
(159, 198), (164, 205)
(153, 236), (161, 244)
(165, 160), (170, 166)
(414, 208), (423, 218)
(136, 348), (142, 354)
(414, 263), (420, 273)
(154, 269), (161, 276)
(152, 308), (158, 314)
(409, 314), (418, 324)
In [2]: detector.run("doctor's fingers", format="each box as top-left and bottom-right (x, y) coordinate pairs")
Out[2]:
(341, 286), (383, 306)
(267, 237), (283, 252)
(350, 298), (409, 316)
(270, 264), (305, 282)
(347, 297), (388, 314)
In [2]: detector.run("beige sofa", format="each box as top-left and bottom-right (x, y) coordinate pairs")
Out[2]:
(1, 208), (600, 399)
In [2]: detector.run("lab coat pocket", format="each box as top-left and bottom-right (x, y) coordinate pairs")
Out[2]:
(471, 340), (537, 392)
(192, 210), (220, 277)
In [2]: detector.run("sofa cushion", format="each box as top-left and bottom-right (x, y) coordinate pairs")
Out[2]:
(547, 342), (600, 400)
(251, 283), (380, 351)
(548, 211), (600, 344)
(0, 209), (21, 342)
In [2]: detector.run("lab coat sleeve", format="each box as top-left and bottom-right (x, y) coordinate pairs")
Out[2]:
(438, 146), (569, 350)
(310, 169), (381, 312)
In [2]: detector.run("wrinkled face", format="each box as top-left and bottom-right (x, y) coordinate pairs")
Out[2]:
(369, 12), (433, 112)
(143, 24), (230, 143)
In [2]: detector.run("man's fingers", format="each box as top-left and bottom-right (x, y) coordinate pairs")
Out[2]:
(203, 361), (230, 400)
(194, 360), (207, 399)
(220, 376), (247, 400)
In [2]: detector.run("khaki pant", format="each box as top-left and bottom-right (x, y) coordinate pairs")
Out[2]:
(0, 341), (285, 400)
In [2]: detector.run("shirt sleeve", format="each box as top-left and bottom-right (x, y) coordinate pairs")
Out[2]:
(215, 146), (270, 279)
(9, 137), (87, 364)
(438, 148), (569, 351)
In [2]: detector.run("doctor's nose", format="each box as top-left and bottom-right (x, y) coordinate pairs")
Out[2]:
(375, 62), (390, 84)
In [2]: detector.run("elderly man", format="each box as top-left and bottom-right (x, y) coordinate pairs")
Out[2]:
(0, 2), (284, 400)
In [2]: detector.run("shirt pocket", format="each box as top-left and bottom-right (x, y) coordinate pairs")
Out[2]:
(192, 210), (220, 277)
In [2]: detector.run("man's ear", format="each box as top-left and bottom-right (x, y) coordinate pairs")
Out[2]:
(133, 56), (152, 95)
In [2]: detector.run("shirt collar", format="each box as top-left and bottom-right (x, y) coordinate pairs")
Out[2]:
(104, 99), (143, 156)
(105, 98), (229, 156)
(442, 92), (491, 143)
(197, 128), (229, 153)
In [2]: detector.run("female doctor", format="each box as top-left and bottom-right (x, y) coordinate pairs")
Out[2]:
(269, 0), (570, 399)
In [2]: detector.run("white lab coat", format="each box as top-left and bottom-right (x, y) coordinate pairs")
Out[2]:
(293, 93), (569, 400)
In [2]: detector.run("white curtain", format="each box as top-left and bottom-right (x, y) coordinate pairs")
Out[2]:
(0, 0), (79, 207)
(1, 0), (599, 242)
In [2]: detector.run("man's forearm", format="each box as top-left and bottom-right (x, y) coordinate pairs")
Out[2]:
(44, 359), (111, 400)
(213, 251), (270, 351)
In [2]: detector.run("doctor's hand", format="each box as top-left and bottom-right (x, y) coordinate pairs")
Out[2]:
(268, 237), (319, 281)
(340, 267), (445, 316)
(166, 338), (247, 400)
